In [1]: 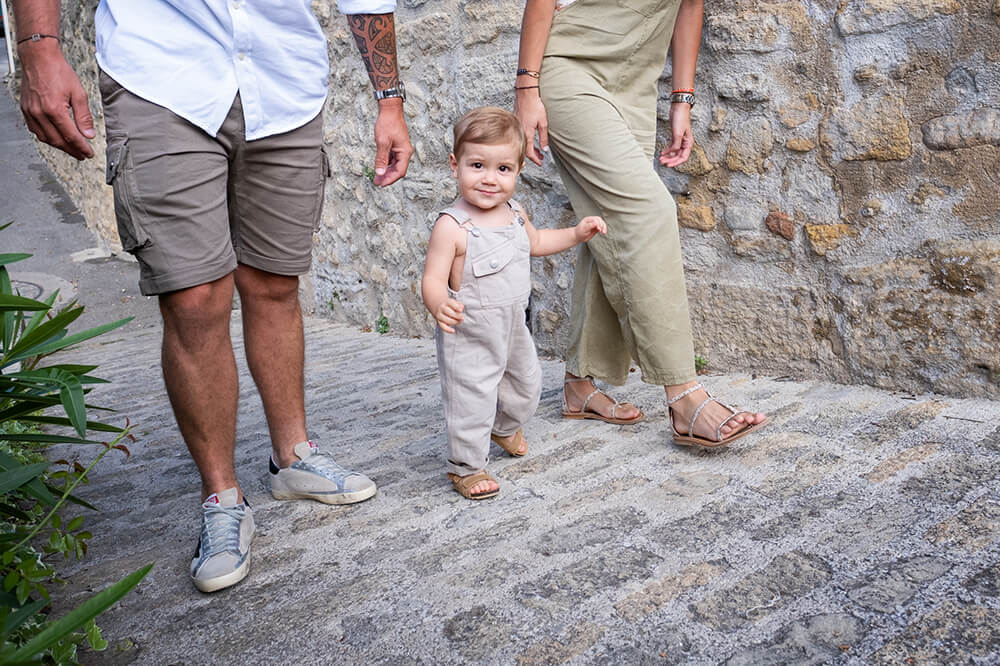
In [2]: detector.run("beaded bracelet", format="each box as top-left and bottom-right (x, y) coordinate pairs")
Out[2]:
(671, 88), (694, 94)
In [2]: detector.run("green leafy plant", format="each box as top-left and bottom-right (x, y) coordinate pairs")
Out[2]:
(375, 314), (389, 335)
(695, 355), (709, 374)
(0, 223), (151, 663)
(362, 166), (376, 183)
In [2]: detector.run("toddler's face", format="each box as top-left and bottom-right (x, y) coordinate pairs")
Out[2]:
(450, 141), (522, 211)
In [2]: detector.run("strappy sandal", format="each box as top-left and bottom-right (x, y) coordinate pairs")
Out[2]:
(562, 376), (645, 425)
(491, 428), (527, 457)
(447, 470), (500, 500)
(666, 382), (766, 448)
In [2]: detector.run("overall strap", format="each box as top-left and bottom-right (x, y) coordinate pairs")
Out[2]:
(438, 206), (480, 236)
(507, 200), (527, 226)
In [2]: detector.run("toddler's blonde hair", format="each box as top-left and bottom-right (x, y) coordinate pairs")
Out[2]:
(453, 106), (527, 168)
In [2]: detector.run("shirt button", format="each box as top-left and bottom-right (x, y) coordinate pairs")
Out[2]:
(238, 52), (246, 61)
(490, 259), (499, 268)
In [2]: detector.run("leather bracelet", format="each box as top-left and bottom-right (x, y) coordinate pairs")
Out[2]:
(516, 69), (540, 78)
(515, 85), (540, 90)
(16, 33), (60, 45)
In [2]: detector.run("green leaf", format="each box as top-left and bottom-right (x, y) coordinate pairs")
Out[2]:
(0, 433), (104, 446)
(0, 254), (32, 266)
(7, 317), (133, 363)
(0, 294), (49, 312)
(84, 618), (107, 651)
(3, 571), (19, 592)
(55, 373), (86, 437)
(15, 578), (30, 605)
(19, 291), (58, 339)
(8, 563), (153, 663)
(67, 516), (84, 532)
(13, 415), (124, 434)
(3, 304), (83, 362)
(0, 599), (46, 639)
(0, 462), (49, 495)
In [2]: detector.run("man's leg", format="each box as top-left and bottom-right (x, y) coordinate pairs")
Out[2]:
(233, 264), (307, 467)
(159, 274), (240, 501)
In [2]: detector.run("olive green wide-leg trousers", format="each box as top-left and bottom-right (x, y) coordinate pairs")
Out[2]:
(541, 0), (696, 386)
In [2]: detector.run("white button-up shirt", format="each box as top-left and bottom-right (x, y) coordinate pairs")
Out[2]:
(95, 0), (396, 141)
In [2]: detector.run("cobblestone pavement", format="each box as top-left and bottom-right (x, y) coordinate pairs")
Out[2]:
(4, 76), (999, 665)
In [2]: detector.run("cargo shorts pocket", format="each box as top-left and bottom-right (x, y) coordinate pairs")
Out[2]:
(313, 146), (331, 232)
(105, 132), (152, 253)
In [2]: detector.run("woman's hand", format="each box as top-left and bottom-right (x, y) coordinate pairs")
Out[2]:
(659, 103), (694, 168)
(515, 89), (550, 166)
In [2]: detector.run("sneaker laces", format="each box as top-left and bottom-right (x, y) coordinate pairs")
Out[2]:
(198, 503), (245, 559)
(301, 447), (353, 480)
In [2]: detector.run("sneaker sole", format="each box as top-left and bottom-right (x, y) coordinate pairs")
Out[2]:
(270, 484), (377, 505)
(191, 555), (250, 593)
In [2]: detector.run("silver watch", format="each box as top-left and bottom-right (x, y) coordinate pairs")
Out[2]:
(669, 91), (695, 107)
(374, 82), (406, 102)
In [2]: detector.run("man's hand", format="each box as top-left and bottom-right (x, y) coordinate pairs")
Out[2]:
(434, 297), (465, 334)
(373, 98), (413, 187)
(574, 215), (607, 243)
(18, 40), (95, 160)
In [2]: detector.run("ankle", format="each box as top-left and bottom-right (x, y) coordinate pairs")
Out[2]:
(665, 380), (701, 402)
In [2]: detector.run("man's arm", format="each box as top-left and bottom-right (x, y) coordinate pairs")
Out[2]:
(12, 0), (95, 160)
(347, 13), (413, 187)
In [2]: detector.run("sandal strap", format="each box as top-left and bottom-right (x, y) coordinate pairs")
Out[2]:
(563, 375), (596, 385)
(668, 383), (703, 406)
(689, 396), (712, 438)
(454, 470), (493, 492)
(716, 409), (747, 441)
(579, 388), (601, 415)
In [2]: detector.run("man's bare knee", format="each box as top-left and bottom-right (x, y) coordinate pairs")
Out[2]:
(235, 266), (299, 305)
(159, 280), (234, 327)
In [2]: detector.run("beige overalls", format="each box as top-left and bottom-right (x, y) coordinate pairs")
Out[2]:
(435, 202), (542, 476)
(541, 0), (697, 387)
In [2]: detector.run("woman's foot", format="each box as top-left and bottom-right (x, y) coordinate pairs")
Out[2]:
(665, 381), (766, 446)
(562, 373), (644, 424)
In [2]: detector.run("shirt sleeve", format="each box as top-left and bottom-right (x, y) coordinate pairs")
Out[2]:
(337, 0), (396, 14)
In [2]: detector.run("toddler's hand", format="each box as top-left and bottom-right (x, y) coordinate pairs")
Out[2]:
(575, 216), (607, 243)
(435, 298), (465, 333)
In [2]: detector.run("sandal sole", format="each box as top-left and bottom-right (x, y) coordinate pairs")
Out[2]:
(673, 419), (768, 449)
(561, 411), (645, 425)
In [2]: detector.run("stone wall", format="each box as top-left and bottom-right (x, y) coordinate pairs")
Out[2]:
(11, 0), (1000, 398)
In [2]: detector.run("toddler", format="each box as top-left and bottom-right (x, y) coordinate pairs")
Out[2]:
(421, 106), (606, 500)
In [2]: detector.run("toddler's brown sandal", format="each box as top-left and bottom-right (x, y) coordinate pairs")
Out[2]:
(448, 470), (500, 500)
(491, 428), (527, 457)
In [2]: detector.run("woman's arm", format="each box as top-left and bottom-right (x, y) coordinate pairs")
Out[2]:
(660, 0), (703, 168)
(514, 0), (557, 166)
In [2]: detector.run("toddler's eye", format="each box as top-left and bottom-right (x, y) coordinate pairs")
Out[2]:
(499, 166), (510, 172)
(472, 162), (483, 169)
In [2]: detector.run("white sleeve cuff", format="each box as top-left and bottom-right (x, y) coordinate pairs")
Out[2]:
(337, 0), (396, 14)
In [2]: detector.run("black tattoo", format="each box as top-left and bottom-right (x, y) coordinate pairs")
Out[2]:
(348, 14), (399, 91)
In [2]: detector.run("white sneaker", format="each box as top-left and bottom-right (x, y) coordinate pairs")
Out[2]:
(189, 488), (254, 593)
(269, 441), (377, 505)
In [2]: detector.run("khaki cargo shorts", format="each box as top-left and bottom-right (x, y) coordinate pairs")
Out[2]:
(99, 71), (329, 296)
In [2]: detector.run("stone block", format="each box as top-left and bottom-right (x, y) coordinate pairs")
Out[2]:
(615, 560), (729, 622)
(785, 138), (815, 152)
(515, 622), (605, 665)
(872, 601), (1000, 664)
(725, 613), (862, 665)
(677, 202), (717, 232)
(765, 211), (795, 240)
(443, 605), (514, 660)
(805, 224), (855, 255)
(835, 0), (961, 36)
(921, 108), (1000, 150)
(528, 506), (647, 556)
(691, 552), (832, 630)
(926, 495), (1000, 551)
(847, 555), (952, 612)
(726, 118), (774, 174)
(820, 96), (912, 162)
(673, 142), (714, 176)
(862, 442), (938, 482)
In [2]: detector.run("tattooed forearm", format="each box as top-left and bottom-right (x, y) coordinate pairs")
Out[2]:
(348, 13), (399, 90)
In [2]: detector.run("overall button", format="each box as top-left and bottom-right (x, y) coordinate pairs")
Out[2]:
(490, 259), (499, 269)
